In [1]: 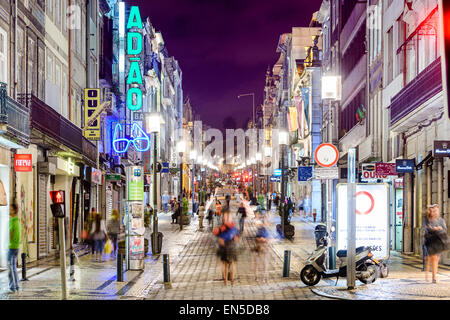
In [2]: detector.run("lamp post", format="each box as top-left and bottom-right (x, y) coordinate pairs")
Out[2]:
(279, 130), (289, 237)
(256, 152), (262, 198)
(190, 150), (197, 215)
(177, 140), (186, 231)
(147, 113), (161, 255)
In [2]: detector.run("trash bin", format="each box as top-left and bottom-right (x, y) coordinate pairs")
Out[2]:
(314, 224), (327, 247)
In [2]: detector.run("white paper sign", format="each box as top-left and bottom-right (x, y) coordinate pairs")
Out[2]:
(336, 183), (390, 260)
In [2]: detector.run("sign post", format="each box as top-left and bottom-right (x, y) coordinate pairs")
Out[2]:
(347, 148), (356, 290)
(49, 190), (67, 300)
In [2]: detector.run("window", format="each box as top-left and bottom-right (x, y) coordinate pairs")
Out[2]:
(63, 0), (67, 32)
(339, 87), (366, 138)
(55, 61), (61, 112)
(38, 46), (45, 99)
(47, 53), (53, 83)
(47, 0), (53, 20)
(55, 0), (61, 28)
(0, 27), (7, 84)
(396, 16), (405, 77)
(62, 71), (68, 119)
(27, 38), (35, 94)
(16, 27), (25, 94)
(387, 27), (393, 84)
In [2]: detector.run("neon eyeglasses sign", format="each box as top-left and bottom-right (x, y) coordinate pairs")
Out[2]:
(112, 122), (151, 153)
(126, 6), (144, 111)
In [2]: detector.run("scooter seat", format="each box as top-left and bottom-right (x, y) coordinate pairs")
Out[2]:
(336, 246), (366, 258)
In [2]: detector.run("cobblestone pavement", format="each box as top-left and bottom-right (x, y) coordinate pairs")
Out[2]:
(1, 186), (449, 300)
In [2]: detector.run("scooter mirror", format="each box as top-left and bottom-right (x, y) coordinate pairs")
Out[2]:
(331, 226), (335, 232)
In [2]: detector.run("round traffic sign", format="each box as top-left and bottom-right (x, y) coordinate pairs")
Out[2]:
(314, 143), (339, 167)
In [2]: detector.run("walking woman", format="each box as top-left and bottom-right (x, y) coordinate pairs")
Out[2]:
(422, 204), (449, 283)
(107, 209), (120, 257)
(90, 213), (108, 262)
(213, 209), (239, 286)
(198, 201), (205, 230)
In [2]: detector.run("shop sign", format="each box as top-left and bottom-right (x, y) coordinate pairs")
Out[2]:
(270, 176), (281, 182)
(106, 174), (121, 181)
(273, 169), (282, 177)
(395, 159), (415, 173)
(298, 166), (313, 181)
(375, 163), (397, 176)
(161, 162), (169, 173)
(91, 168), (102, 185)
(112, 122), (150, 153)
(336, 183), (390, 260)
(314, 166), (339, 180)
(83, 89), (101, 140)
(361, 163), (387, 180)
(394, 178), (404, 189)
(14, 154), (32, 172)
(434, 140), (450, 158)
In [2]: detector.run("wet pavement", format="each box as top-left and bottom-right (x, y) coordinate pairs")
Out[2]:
(0, 186), (449, 300)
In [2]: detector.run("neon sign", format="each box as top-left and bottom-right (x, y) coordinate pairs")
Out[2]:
(112, 122), (151, 154)
(126, 6), (144, 111)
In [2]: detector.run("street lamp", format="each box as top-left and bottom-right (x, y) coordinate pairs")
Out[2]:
(279, 129), (288, 238)
(177, 140), (186, 231)
(147, 112), (161, 255)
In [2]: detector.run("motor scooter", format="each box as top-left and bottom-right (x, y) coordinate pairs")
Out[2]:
(300, 233), (379, 286)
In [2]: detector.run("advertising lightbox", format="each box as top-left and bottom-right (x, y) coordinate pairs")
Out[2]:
(336, 183), (390, 260)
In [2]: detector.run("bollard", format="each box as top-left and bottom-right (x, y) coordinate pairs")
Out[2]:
(21, 253), (29, 281)
(282, 250), (291, 277)
(328, 246), (336, 270)
(163, 254), (170, 284)
(117, 253), (124, 282)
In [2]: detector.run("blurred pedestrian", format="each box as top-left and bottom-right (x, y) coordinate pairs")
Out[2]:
(8, 203), (20, 293)
(90, 213), (108, 262)
(198, 201), (205, 230)
(237, 202), (247, 234)
(225, 194), (231, 208)
(207, 205), (214, 229)
(291, 193), (296, 214)
(171, 202), (180, 224)
(213, 209), (239, 285)
(87, 208), (97, 254)
(253, 219), (270, 282)
(422, 204), (449, 283)
(215, 200), (222, 226)
(107, 209), (120, 257)
(298, 197), (304, 217)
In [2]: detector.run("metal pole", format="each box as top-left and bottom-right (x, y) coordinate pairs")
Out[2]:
(58, 217), (68, 300)
(163, 254), (170, 284)
(20, 253), (28, 281)
(281, 145), (285, 237)
(192, 160), (195, 215)
(69, 252), (75, 281)
(347, 148), (356, 289)
(179, 154), (183, 231)
(152, 133), (159, 254)
(327, 179), (335, 269)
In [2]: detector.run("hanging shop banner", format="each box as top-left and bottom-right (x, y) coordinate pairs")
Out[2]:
(106, 174), (121, 181)
(270, 176), (281, 182)
(434, 140), (450, 158)
(273, 169), (282, 177)
(375, 163), (397, 176)
(314, 166), (339, 180)
(298, 166), (313, 181)
(395, 159), (415, 173)
(161, 162), (169, 173)
(128, 166), (144, 201)
(14, 154), (32, 172)
(84, 88), (101, 140)
(91, 168), (102, 185)
(336, 183), (390, 260)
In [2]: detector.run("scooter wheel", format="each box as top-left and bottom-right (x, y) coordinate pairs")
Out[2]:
(300, 265), (321, 286)
(357, 263), (378, 284)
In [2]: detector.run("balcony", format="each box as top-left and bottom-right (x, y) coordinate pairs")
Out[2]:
(390, 58), (442, 126)
(18, 94), (97, 166)
(0, 83), (30, 147)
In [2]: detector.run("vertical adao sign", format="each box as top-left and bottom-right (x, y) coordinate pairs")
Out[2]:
(84, 89), (100, 140)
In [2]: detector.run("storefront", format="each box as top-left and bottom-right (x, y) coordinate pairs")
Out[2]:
(0, 146), (11, 269)
(393, 178), (404, 251)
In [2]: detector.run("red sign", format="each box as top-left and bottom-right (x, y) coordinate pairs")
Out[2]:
(50, 190), (65, 204)
(315, 143), (339, 167)
(375, 163), (397, 176)
(14, 154), (32, 172)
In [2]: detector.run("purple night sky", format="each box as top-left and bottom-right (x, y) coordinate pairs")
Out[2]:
(126, 0), (322, 130)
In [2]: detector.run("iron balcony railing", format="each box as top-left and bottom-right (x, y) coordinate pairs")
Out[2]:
(390, 57), (442, 126)
(0, 82), (30, 147)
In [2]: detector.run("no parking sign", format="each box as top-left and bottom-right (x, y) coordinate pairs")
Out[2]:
(336, 183), (390, 260)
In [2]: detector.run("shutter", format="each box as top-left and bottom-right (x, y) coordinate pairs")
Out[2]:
(38, 174), (48, 258)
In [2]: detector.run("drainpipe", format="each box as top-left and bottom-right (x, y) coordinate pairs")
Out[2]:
(14, 0), (18, 99)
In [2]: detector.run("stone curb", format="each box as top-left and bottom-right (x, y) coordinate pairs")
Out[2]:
(310, 287), (350, 300)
